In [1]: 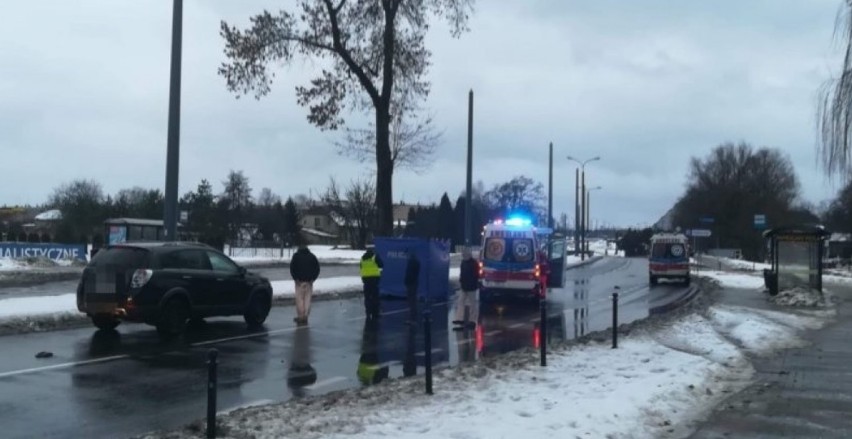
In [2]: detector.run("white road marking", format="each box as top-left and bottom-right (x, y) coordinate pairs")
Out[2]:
(191, 326), (298, 347)
(0, 354), (128, 379)
(484, 330), (503, 337)
(304, 376), (348, 390)
(508, 322), (525, 329)
(0, 326), (305, 379)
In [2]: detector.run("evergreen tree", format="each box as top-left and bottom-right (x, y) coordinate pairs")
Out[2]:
(282, 197), (303, 247)
(438, 193), (454, 243)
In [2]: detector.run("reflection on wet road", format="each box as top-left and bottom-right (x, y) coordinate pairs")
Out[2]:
(0, 257), (695, 439)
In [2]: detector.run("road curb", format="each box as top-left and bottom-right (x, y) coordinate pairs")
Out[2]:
(0, 280), (463, 337)
(565, 255), (603, 270)
(649, 285), (702, 315)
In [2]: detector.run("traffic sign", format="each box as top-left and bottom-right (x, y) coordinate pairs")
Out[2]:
(687, 229), (712, 238)
(754, 214), (766, 230)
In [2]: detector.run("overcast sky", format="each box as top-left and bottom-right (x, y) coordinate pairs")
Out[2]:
(0, 0), (846, 227)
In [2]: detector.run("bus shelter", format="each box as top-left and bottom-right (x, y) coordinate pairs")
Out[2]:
(105, 218), (167, 245)
(762, 226), (829, 296)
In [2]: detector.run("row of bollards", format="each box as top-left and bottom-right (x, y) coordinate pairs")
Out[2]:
(202, 287), (623, 433)
(540, 298), (547, 367)
(207, 349), (218, 439)
(612, 286), (620, 349)
(423, 307), (433, 395)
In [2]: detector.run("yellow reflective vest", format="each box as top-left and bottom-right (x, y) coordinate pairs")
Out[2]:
(360, 256), (381, 278)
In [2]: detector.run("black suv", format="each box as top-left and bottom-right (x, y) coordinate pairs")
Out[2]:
(76, 242), (273, 336)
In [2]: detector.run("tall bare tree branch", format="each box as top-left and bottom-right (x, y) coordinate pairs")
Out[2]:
(219, 0), (474, 236)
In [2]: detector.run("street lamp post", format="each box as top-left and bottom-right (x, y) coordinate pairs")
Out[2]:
(567, 156), (600, 260)
(586, 186), (602, 255)
(163, 0), (183, 241)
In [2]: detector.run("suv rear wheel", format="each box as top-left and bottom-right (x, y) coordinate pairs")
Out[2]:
(244, 292), (271, 328)
(157, 298), (189, 337)
(91, 315), (120, 331)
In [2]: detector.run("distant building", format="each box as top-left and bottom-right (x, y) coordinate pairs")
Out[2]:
(827, 233), (852, 262)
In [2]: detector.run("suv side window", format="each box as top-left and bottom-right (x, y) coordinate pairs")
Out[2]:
(161, 250), (212, 270)
(207, 251), (240, 275)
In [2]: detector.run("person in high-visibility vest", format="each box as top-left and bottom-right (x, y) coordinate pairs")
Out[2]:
(360, 246), (383, 320)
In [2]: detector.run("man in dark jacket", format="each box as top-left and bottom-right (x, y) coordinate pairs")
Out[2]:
(290, 245), (320, 324)
(404, 250), (421, 324)
(359, 246), (383, 319)
(454, 247), (480, 330)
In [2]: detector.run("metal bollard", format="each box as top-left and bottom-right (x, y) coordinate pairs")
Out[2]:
(540, 298), (547, 367)
(207, 349), (218, 439)
(423, 308), (433, 395)
(612, 288), (619, 349)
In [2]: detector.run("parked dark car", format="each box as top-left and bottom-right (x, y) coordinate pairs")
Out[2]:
(76, 242), (273, 337)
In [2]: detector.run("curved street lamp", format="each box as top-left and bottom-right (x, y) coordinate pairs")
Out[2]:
(567, 156), (601, 260)
(586, 186), (602, 242)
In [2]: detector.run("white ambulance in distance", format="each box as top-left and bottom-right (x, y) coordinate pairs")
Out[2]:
(648, 232), (690, 286)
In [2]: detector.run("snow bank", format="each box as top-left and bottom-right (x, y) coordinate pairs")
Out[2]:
(714, 257), (770, 272)
(229, 245), (366, 265)
(769, 287), (834, 308)
(0, 258), (25, 272)
(146, 299), (834, 439)
(707, 305), (829, 355)
(698, 271), (764, 289)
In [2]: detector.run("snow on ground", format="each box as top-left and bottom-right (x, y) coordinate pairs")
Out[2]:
(0, 258), (25, 272)
(228, 245), (366, 265)
(698, 270), (764, 290)
(769, 287), (835, 308)
(149, 300), (834, 439)
(706, 305), (831, 355)
(718, 257), (770, 271)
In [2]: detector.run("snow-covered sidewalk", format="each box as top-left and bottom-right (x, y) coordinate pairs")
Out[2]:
(146, 300), (833, 439)
(144, 271), (836, 439)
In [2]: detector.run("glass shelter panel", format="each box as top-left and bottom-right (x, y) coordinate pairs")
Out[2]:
(776, 236), (820, 291)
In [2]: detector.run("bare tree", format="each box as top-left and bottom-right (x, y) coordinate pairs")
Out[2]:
(485, 176), (547, 223)
(335, 95), (442, 173)
(257, 188), (281, 207)
(818, 3), (852, 178)
(672, 142), (802, 259)
(220, 170), (253, 241)
(322, 177), (377, 249)
(219, 0), (474, 236)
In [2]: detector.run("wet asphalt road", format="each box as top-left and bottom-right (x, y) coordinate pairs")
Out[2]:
(0, 257), (695, 439)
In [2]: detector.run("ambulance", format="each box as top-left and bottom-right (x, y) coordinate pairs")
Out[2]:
(479, 217), (548, 299)
(648, 232), (691, 286)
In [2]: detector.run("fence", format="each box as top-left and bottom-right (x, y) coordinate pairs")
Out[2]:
(224, 241), (291, 259)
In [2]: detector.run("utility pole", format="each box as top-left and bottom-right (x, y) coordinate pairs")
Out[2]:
(163, 0), (183, 241)
(548, 142), (553, 260)
(580, 169), (585, 260)
(574, 168), (579, 257)
(464, 90), (474, 248)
